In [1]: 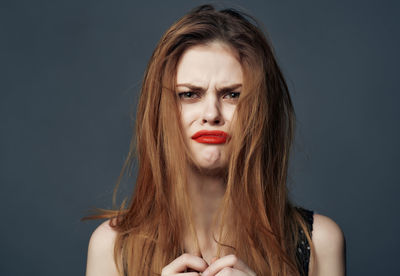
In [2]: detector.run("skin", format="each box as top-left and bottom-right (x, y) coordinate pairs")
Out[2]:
(85, 42), (346, 276)
(176, 41), (242, 264)
(176, 42), (242, 172)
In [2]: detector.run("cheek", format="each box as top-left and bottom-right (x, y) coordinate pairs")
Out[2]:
(222, 104), (237, 123)
(180, 104), (198, 130)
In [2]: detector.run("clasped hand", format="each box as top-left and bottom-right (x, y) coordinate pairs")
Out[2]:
(161, 253), (256, 276)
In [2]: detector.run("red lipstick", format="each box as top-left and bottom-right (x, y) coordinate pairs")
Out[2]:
(191, 130), (228, 144)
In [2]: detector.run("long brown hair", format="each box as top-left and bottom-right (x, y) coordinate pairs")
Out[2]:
(95, 5), (312, 276)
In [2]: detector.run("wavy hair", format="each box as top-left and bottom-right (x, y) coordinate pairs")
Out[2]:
(93, 5), (312, 276)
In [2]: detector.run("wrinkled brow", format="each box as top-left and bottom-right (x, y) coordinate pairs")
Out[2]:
(176, 83), (242, 92)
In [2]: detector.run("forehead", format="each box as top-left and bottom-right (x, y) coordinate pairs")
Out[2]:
(176, 42), (243, 87)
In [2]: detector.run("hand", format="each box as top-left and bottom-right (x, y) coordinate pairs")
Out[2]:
(202, 255), (256, 276)
(161, 253), (208, 275)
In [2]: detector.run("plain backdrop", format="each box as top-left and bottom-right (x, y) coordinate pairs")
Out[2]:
(1, 0), (399, 275)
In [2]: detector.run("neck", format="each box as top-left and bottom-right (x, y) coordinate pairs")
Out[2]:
(184, 166), (227, 259)
(187, 167), (226, 229)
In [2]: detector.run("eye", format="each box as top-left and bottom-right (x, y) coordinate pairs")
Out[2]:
(223, 92), (240, 99)
(178, 91), (200, 99)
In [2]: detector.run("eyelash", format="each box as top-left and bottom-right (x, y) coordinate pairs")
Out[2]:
(177, 91), (240, 100)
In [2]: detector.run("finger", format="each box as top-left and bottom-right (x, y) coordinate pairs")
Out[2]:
(202, 255), (255, 276)
(210, 257), (218, 264)
(161, 253), (208, 275)
(215, 267), (243, 276)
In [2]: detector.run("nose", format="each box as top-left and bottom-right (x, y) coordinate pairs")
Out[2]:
(201, 94), (224, 125)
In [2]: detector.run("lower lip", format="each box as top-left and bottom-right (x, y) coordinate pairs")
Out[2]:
(193, 136), (227, 144)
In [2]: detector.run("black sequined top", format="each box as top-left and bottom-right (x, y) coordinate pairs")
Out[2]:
(295, 208), (314, 276)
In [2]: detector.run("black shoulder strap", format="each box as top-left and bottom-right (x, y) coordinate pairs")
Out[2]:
(295, 207), (314, 276)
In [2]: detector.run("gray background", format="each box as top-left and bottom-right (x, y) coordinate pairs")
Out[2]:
(1, 0), (399, 275)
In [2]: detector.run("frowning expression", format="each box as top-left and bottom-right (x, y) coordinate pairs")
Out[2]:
(176, 42), (243, 171)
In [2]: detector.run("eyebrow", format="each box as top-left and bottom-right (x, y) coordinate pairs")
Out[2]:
(176, 83), (242, 93)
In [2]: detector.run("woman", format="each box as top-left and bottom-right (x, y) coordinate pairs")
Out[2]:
(86, 5), (345, 276)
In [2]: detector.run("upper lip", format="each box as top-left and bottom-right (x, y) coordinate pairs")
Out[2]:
(191, 130), (229, 139)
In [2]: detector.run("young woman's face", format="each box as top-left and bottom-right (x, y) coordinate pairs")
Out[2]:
(176, 42), (243, 172)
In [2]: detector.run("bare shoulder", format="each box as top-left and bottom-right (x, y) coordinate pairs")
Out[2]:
(312, 214), (345, 253)
(310, 214), (346, 276)
(86, 219), (120, 276)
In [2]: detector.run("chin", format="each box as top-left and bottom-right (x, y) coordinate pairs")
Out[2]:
(190, 158), (228, 176)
